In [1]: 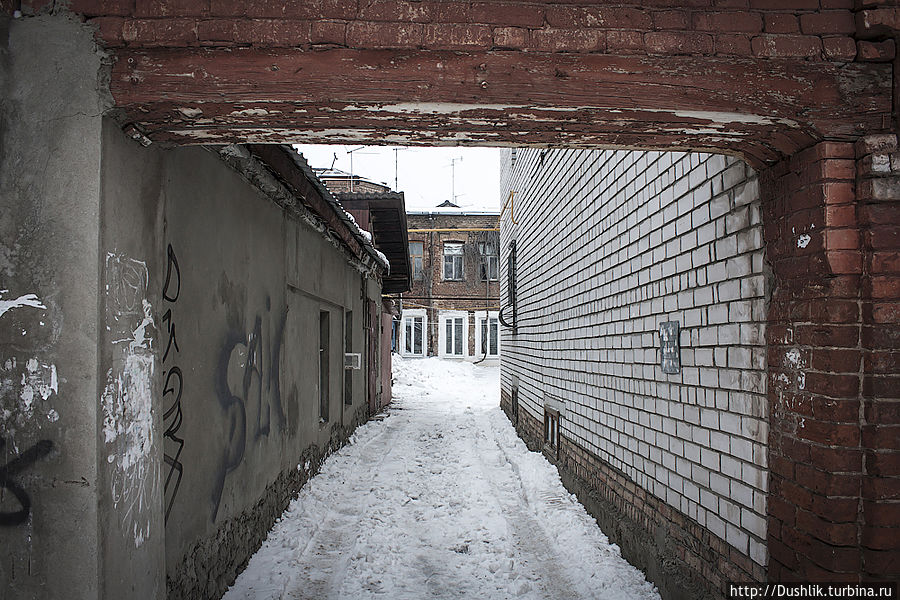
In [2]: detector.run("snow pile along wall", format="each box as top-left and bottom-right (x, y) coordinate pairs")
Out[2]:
(499, 148), (768, 597)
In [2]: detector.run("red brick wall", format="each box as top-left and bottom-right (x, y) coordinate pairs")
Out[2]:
(857, 135), (900, 582)
(321, 177), (391, 195)
(761, 136), (899, 582)
(22, 1), (891, 164)
(54, 0), (894, 64)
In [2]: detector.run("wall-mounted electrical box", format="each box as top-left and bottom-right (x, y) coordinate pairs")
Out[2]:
(660, 321), (681, 374)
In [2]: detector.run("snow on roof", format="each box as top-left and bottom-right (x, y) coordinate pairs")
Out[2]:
(289, 150), (391, 272)
(313, 167), (353, 178)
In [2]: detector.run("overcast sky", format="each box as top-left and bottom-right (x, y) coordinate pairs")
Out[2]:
(294, 145), (502, 212)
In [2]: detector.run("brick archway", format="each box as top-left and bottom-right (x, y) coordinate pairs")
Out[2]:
(80, 3), (893, 168)
(10, 0), (900, 589)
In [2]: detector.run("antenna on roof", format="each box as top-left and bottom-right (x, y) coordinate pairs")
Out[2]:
(330, 152), (338, 169)
(449, 156), (463, 204)
(393, 147), (409, 192)
(347, 146), (372, 193)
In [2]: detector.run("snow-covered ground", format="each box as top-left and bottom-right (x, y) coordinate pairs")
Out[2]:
(224, 356), (660, 600)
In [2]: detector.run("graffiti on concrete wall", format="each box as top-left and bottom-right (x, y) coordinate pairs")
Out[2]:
(101, 252), (158, 548)
(0, 436), (53, 526)
(160, 244), (185, 523)
(210, 294), (295, 522)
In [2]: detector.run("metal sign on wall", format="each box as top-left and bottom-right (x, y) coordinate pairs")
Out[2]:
(660, 321), (681, 374)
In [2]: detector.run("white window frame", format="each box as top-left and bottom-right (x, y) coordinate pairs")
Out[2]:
(438, 310), (468, 358)
(400, 309), (427, 357)
(474, 310), (500, 359)
(478, 240), (499, 281)
(443, 242), (464, 281)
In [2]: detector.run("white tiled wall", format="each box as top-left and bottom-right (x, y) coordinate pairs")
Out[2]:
(499, 148), (769, 566)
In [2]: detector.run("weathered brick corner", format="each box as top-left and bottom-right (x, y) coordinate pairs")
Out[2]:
(763, 136), (899, 582)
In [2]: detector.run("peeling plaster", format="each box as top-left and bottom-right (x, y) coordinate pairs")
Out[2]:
(178, 107), (203, 118)
(102, 350), (156, 548)
(103, 251), (158, 548)
(343, 102), (531, 114)
(128, 300), (154, 352)
(230, 108), (271, 117)
(0, 289), (47, 318)
(784, 348), (802, 369)
(668, 109), (800, 128)
(1, 356), (59, 453)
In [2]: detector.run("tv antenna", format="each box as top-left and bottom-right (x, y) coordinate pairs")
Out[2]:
(347, 146), (375, 192)
(448, 156), (463, 204)
(393, 147), (411, 192)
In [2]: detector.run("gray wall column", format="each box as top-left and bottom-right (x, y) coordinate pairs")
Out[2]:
(0, 14), (164, 600)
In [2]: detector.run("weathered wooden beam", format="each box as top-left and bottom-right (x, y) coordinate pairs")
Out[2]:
(110, 48), (892, 163)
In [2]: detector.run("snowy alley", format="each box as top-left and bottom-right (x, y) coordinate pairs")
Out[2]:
(224, 357), (661, 600)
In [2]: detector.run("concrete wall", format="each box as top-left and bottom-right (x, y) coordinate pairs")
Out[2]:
(499, 148), (770, 596)
(1, 14), (107, 600)
(97, 139), (381, 599)
(1, 16), (382, 600)
(98, 117), (167, 599)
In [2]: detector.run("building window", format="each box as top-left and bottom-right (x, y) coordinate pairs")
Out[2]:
(443, 242), (464, 281)
(511, 387), (519, 426)
(445, 317), (464, 356)
(478, 239), (499, 281)
(409, 241), (424, 280)
(439, 311), (467, 358)
(319, 311), (330, 423)
(344, 311), (353, 405)
(476, 311), (500, 358)
(401, 309), (426, 357)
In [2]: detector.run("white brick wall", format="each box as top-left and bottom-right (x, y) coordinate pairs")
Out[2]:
(499, 148), (768, 566)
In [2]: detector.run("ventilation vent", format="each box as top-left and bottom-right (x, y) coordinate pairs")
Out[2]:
(344, 353), (361, 370)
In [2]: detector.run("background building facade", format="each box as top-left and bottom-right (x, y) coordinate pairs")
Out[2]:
(401, 210), (501, 361)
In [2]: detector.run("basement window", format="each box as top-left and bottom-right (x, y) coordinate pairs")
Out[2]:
(544, 407), (560, 459)
(443, 242), (464, 281)
(511, 387), (519, 427)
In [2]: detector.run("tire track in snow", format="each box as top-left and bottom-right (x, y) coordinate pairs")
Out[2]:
(470, 408), (583, 599)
